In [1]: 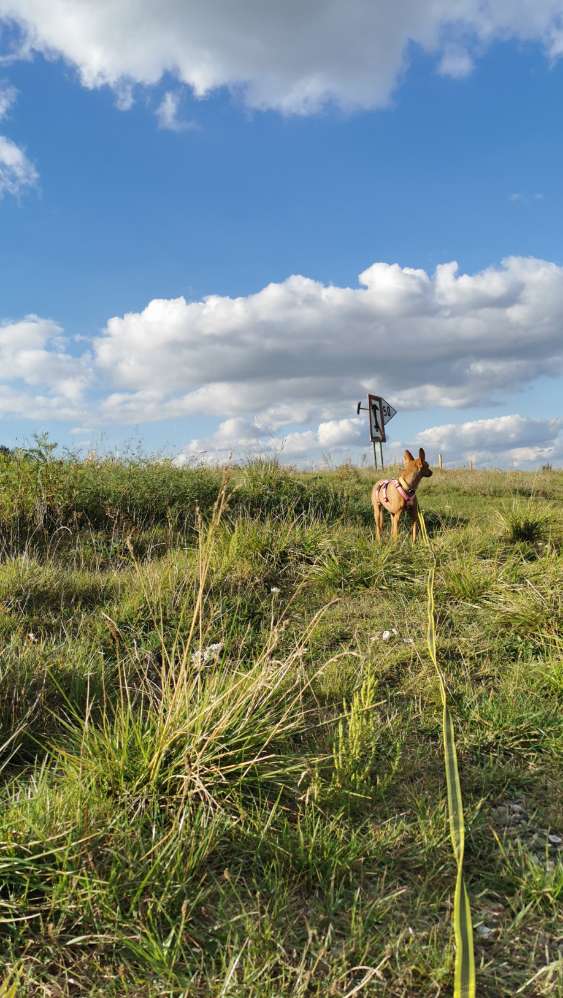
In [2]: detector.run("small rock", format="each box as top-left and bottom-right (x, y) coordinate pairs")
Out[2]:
(509, 802), (526, 815)
(476, 925), (495, 940)
(381, 630), (392, 642)
(547, 834), (562, 846)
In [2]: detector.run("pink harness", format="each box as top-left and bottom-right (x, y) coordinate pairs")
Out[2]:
(375, 478), (416, 510)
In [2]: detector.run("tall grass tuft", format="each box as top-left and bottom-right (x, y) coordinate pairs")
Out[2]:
(420, 510), (476, 998)
(497, 499), (552, 545)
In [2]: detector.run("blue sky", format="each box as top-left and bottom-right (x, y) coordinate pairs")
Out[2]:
(1, 2), (563, 466)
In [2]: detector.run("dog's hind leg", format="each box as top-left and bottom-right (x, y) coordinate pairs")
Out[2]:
(373, 499), (383, 542)
(378, 503), (385, 541)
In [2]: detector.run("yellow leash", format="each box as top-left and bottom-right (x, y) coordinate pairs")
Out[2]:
(419, 511), (476, 998)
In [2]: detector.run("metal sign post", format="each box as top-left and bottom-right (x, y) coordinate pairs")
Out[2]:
(357, 394), (397, 470)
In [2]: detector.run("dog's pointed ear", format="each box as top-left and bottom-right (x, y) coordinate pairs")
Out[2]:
(403, 449), (414, 464)
(419, 447), (426, 463)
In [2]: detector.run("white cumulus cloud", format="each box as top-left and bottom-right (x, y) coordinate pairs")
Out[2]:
(437, 46), (475, 79)
(3, 1), (563, 114)
(155, 90), (191, 131)
(417, 414), (562, 467)
(0, 79), (38, 198)
(0, 315), (91, 418)
(0, 81), (17, 119)
(318, 417), (362, 448)
(173, 416), (365, 466)
(93, 256), (563, 428)
(0, 133), (37, 197)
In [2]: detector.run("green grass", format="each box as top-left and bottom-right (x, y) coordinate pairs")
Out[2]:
(0, 457), (561, 995)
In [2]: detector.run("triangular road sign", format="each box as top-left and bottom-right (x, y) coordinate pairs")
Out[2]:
(380, 398), (397, 425)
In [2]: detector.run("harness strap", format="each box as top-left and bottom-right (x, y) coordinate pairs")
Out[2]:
(376, 479), (391, 506)
(396, 476), (416, 504)
(376, 477), (416, 508)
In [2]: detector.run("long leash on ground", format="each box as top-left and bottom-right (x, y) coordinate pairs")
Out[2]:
(418, 509), (476, 998)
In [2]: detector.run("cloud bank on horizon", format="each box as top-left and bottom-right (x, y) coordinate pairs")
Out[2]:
(172, 413), (563, 470)
(1, 256), (563, 467)
(3, 0), (563, 115)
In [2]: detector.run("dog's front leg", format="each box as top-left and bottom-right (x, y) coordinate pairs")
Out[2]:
(391, 509), (402, 541)
(410, 500), (418, 543)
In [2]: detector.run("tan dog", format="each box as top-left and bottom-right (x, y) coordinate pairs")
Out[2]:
(372, 448), (432, 542)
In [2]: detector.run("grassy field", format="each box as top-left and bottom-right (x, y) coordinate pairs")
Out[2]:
(0, 455), (561, 996)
